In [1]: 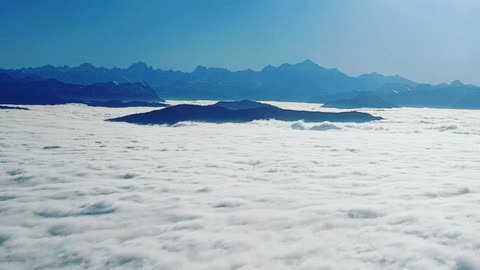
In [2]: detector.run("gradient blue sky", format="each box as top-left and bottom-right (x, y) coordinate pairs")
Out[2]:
(1, 0), (479, 84)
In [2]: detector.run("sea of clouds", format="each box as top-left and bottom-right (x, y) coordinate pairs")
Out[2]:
(1, 101), (480, 270)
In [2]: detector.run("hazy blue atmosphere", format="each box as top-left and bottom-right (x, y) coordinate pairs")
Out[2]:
(3, 1), (480, 269)
(1, 0), (479, 84)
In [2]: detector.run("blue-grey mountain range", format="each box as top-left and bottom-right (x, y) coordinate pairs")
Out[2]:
(0, 73), (164, 106)
(1, 60), (479, 109)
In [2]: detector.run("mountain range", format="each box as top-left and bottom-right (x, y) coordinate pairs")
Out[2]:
(0, 73), (163, 106)
(1, 60), (480, 109)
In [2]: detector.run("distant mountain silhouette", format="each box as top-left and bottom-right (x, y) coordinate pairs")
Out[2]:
(0, 105), (29, 110)
(108, 100), (382, 125)
(373, 82), (480, 109)
(2, 60), (480, 109)
(0, 60), (416, 101)
(323, 92), (398, 109)
(0, 75), (163, 105)
(86, 100), (168, 108)
(213, 100), (276, 110)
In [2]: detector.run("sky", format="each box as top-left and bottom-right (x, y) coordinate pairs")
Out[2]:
(1, 0), (479, 84)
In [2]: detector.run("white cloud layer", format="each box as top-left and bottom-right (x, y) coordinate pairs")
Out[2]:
(1, 102), (480, 270)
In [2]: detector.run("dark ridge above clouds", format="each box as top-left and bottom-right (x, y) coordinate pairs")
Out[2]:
(0, 105), (29, 110)
(108, 100), (382, 125)
(0, 75), (163, 105)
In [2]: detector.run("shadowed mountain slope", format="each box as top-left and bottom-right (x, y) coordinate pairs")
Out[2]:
(0, 75), (163, 105)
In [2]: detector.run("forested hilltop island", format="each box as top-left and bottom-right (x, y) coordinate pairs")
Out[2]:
(2, 60), (480, 109)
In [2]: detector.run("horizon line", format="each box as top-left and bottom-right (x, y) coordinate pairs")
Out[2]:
(0, 59), (469, 87)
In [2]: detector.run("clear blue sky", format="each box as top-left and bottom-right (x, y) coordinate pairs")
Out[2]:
(1, 0), (479, 84)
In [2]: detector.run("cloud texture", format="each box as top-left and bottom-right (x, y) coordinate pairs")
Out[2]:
(1, 102), (480, 269)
